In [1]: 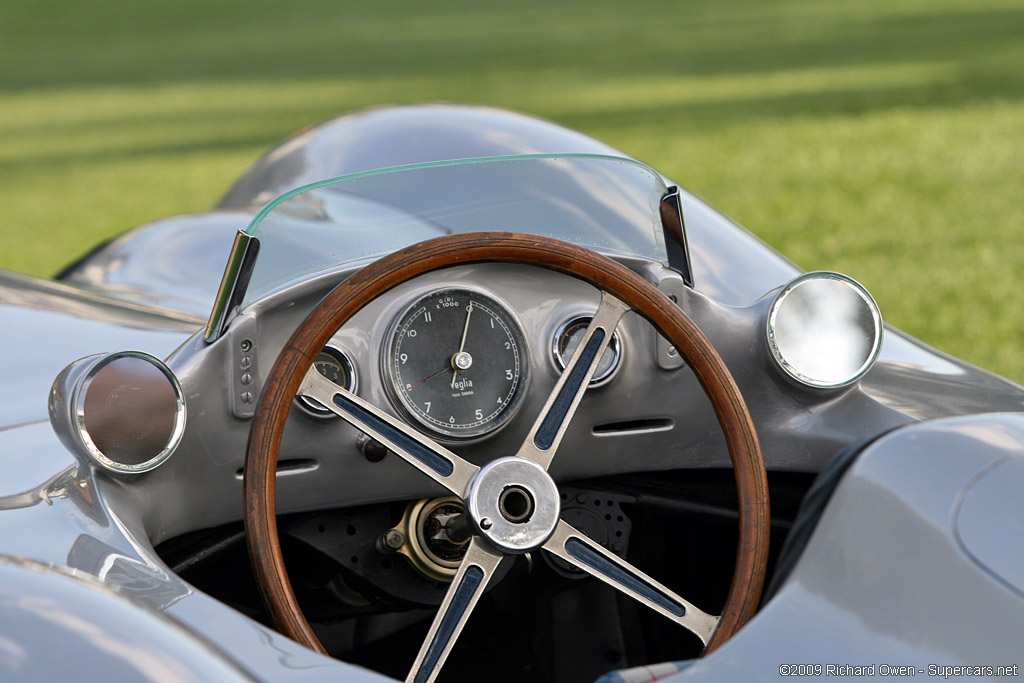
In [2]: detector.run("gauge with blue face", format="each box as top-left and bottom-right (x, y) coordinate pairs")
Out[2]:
(384, 289), (528, 440)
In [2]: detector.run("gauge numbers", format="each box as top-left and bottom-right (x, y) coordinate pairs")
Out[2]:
(553, 316), (621, 386)
(297, 345), (357, 416)
(385, 289), (528, 439)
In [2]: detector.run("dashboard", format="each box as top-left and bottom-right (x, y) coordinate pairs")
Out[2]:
(246, 261), (729, 484)
(152, 257), (737, 544)
(275, 262), (707, 463)
(299, 284), (623, 442)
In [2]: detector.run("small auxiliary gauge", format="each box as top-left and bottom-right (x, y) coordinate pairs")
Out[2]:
(553, 316), (622, 386)
(297, 344), (357, 416)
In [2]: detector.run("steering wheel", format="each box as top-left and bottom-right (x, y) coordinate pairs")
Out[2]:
(244, 233), (769, 683)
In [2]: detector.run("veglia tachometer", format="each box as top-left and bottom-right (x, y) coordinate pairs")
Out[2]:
(384, 289), (528, 439)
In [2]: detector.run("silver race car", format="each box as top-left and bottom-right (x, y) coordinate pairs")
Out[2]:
(1, 105), (1021, 682)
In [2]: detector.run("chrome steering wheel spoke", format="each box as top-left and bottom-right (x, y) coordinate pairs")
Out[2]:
(405, 537), (505, 683)
(515, 292), (629, 471)
(299, 369), (479, 497)
(542, 519), (719, 645)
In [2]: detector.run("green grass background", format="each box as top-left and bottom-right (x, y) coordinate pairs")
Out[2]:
(2, 0), (1022, 380)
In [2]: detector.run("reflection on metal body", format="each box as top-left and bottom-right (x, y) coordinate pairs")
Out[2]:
(56, 211), (252, 318)
(0, 556), (254, 682)
(674, 415), (1024, 681)
(50, 351), (186, 473)
(767, 271), (883, 389)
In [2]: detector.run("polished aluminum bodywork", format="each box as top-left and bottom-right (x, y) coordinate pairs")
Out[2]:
(675, 414), (1024, 680)
(2, 105), (1022, 680)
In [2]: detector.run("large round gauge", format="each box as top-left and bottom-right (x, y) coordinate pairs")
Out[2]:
(384, 289), (528, 439)
(297, 345), (357, 416)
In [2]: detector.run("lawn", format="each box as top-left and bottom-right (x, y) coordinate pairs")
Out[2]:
(1, 0), (1022, 380)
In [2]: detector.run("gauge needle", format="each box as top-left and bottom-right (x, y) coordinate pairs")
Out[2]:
(408, 366), (450, 391)
(452, 303), (473, 388)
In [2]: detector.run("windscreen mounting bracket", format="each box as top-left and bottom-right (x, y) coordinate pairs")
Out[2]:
(659, 187), (694, 288)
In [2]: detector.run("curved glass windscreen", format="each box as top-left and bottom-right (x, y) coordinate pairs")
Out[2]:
(238, 155), (669, 308)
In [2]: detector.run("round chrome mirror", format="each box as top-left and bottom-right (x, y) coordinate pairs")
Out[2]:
(55, 351), (186, 473)
(767, 272), (882, 389)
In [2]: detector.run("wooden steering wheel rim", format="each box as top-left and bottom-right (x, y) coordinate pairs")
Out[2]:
(244, 231), (769, 657)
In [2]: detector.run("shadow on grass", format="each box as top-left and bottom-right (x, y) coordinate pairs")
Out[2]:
(2, 0), (1023, 94)
(2, 68), (1021, 174)
(567, 70), (1024, 130)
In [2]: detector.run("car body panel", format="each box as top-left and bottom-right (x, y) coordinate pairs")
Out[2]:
(57, 211), (252, 319)
(669, 414), (1024, 680)
(0, 556), (257, 683)
(0, 422), (389, 681)
(0, 271), (201, 428)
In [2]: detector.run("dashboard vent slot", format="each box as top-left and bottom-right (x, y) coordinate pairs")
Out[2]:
(593, 418), (674, 435)
(235, 458), (319, 479)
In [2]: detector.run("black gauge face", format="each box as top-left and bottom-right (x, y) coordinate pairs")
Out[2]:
(554, 317), (621, 385)
(385, 289), (528, 439)
(297, 346), (356, 416)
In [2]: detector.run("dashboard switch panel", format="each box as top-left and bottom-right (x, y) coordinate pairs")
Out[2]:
(229, 313), (260, 419)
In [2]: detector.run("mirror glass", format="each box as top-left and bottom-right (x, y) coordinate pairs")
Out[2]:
(767, 273), (882, 388)
(80, 354), (184, 469)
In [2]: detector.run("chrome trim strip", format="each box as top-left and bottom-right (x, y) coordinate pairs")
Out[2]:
(0, 271), (206, 327)
(0, 419), (49, 433)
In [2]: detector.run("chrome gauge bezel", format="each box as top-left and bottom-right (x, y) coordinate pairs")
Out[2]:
(381, 287), (530, 441)
(766, 271), (883, 389)
(551, 315), (622, 387)
(71, 351), (187, 474)
(296, 343), (358, 417)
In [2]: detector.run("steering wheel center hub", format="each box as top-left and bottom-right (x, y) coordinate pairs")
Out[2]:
(466, 457), (560, 553)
